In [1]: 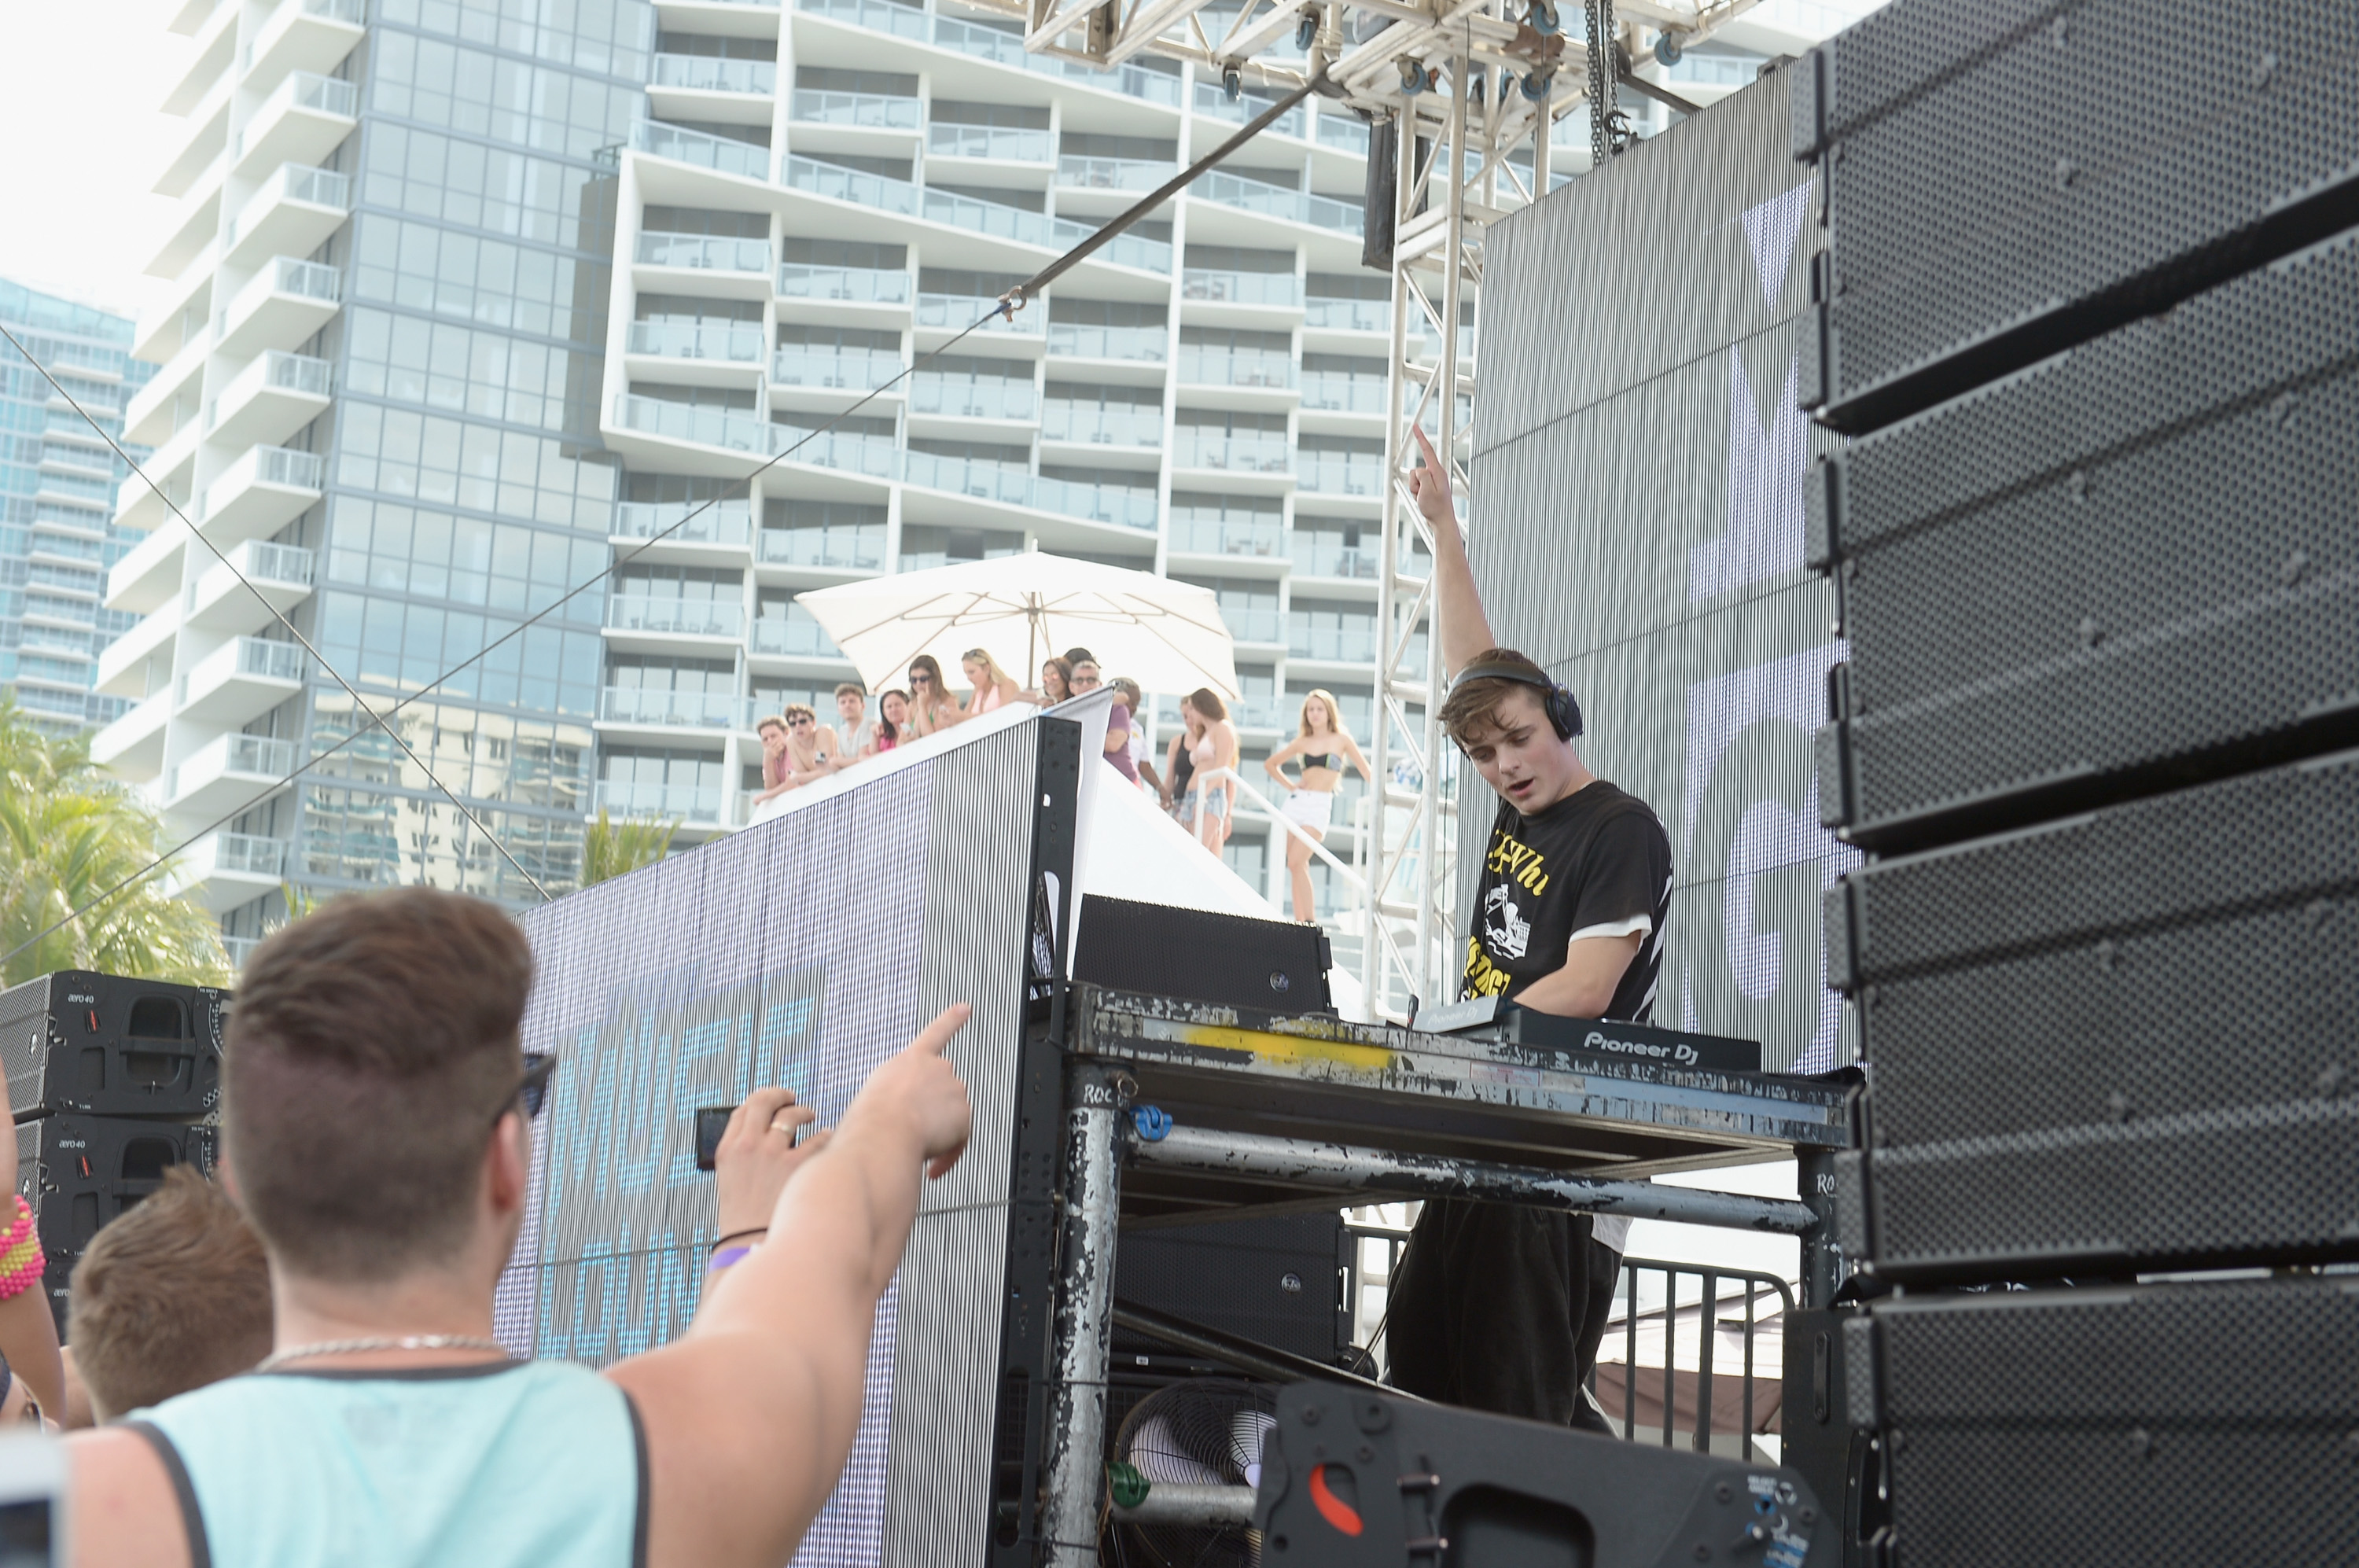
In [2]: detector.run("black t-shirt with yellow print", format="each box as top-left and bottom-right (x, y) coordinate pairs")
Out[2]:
(1460, 779), (1673, 1022)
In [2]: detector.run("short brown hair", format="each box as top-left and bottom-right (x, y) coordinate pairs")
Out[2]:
(833, 683), (865, 701)
(756, 716), (786, 738)
(1440, 647), (1552, 745)
(68, 1166), (272, 1421)
(782, 702), (816, 723)
(225, 888), (532, 1282)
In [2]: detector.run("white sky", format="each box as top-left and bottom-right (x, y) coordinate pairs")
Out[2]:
(0, 0), (1886, 331)
(0, 1), (191, 322)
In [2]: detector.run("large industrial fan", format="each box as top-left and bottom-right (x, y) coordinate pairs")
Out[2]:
(1106, 1378), (1275, 1567)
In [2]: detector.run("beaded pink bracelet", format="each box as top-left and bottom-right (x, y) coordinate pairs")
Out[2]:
(0, 1196), (43, 1303)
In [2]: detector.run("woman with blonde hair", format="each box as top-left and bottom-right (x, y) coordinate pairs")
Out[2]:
(1183, 688), (1238, 852)
(962, 647), (1025, 716)
(905, 654), (962, 737)
(1263, 689), (1373, 922)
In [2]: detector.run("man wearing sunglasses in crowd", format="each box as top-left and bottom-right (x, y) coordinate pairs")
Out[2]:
(67, 887), (975, 1568)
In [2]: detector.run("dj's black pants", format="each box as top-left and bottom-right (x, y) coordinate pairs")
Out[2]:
(1386, 1198), (1622, 1430)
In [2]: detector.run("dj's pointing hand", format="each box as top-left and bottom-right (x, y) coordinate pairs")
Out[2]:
(1408, 425), (1459, 539)
(851, 1003), (974, 1180)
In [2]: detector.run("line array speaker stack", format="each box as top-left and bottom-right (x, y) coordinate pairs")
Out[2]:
(0, 972), (226, 1333)
(1785, 5), (2359, 1564)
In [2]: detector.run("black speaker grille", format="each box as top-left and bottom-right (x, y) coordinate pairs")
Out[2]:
(1807, 0), (2359, 429)
(1871, 1280), (2359, 1568)
(1819, 226), (2359, 848)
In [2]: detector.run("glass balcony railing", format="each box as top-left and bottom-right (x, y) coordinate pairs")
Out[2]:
(1196, 171), (1362, 234)
(749, 613), (845, 658)
(1219, 605), (1283, 643)
(202, 444), (324, 513)
(1295, 455), (1385, 496)
(605, 594), (744, 638)
(1176, 346), (1295, 389)
(791, 89), (921, 129)
(1045, 322), (1165, 361)
(909, 374), (1037, 420)
(1181, 267), (1301, 308)
(1301, 372), (1388, 414)
(798, 0), (929, 38)
(1031, 473), (1158, 530)
(211, 832), (292, 878)
(270, 255), (341, 304)
(1305, 296), (1389, 333)
(232, 72), (356, 162)
(1057, 155), (1172, 191)
(902, 450), (1030, 506)
(616, 393), (790, 458)
(204, 350), (331, 432)
(767, 421), (900, 478)
(240, 540), (315, 585)
(177, 637), (306, 706)
(627, 320), (765, 363)
(781, 154), (918, 214)
(771, 345), (904, 390)
(1168, 516), (1286, 559)
(599, 686), (755, 730)
(611, 499), (752, 547)
(1173, 433), (1291, 473)
(223, 164), (350, 250)
(651, 53), (776, 94)
(929, 123), (1051, 161)
(923, 186), (1059, 250)
(167, 731), (300, 800)
(918, 9), (1180, 102)
(1039, 403), (1161, 446)
(634, 120), (770, 180)
(594, 779), (723, 822)
(917, 293), (1036, 333)
(1229, 694), (1294, 731)
(760, 525), (886, 570)
(929, 13), (1028, 64)
(1193, 83), (1305, 138)
(778, 263), (911, 304)
(1286, 620), (1379, 661)
(1317, 113), (1372, 156)
(1291, 539), (1381, 578)
(639, 231), (771, 273)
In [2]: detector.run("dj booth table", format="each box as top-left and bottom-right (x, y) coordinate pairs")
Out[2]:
(1023, 985), (1856, 1567)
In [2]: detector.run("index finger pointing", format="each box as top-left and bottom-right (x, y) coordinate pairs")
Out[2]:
(1410, 422), (1441, 468)
(907, 1003), (973, 1058)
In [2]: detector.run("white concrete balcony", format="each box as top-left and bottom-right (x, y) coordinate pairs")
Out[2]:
(653, 0), (778, 40)
(107, 525), (189, 617)
(162, 4), (235, 115)
(149, 165), (225, 282)
(206, 349), (333, 450)
(184, 540), (315, 635)
(595, 686), (756, 736)
(233, 71), (359, 181)
(224, 164), (351, 268)
(132, 255), (215, 365)
(178, 830), (295, 911)
(602, 594), (743, 652)
(198, 444), (324, 548)
(175, 635), (307, 727)
(648, 52), (776, 125)
(92, 690), (171, 779)
(592, 778), (725, 826)
(634, 231), (773, 302)
(95, 602), (181, 698)
(214, 256), (340, 360)
(123, 331), (210, 445)
(242, 0), (365, 101)
(624, 320), (765, 389)
(609, 499), (751, 566)
(164, 732), (302, 822)
(110, 452), (194, 537)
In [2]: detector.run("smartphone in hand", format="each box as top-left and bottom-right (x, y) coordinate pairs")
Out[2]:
(693, 1106), (734, 1172)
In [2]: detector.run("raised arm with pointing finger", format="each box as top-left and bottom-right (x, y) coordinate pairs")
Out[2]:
(1408, 423), (1496, 680)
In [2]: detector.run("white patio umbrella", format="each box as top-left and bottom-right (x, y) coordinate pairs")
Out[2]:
(795, 551), (1240, 698)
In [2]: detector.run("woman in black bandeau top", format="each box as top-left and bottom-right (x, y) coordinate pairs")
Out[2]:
(1263, 688), (1372, 922)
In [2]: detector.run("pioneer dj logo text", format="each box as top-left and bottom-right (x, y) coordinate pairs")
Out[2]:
(1584, 1030), (1698, 1066)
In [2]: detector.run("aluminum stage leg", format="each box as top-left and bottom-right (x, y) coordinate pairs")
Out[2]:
(1132, 1124), (1822, 1235)
(1040, 1061), (1128, 1568)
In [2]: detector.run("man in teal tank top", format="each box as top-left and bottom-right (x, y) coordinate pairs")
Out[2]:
(64, 888), (975, 1568)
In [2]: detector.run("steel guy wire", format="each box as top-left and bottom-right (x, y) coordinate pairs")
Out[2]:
(0, 304), (1003, 969)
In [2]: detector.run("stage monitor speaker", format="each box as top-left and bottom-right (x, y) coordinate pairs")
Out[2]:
(1823, 748), (2359, 1281)
(1257, 1382), (1835, 1566)
(1113, 1211), (1352, 1368)
(1780, 1309), (1888, 1568)
(1074, 896), (1332, 1016)
(1809, 228), (2359, 854)
(1792, 0), (2359, 432)
(1845, 1276), (2359, 1568)
(15, 1113), (218, 1334)
(0, 971), (226, 1121)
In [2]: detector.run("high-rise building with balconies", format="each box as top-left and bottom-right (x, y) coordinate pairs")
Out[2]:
(0, 282), (153, 733)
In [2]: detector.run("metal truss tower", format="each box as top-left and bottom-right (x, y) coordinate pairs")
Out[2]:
(981, 0), (1762, 1017)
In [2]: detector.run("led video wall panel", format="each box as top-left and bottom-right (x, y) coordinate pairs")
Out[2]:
(492, 716), (1068, 1566)
(1465, 72), (1857, 1072)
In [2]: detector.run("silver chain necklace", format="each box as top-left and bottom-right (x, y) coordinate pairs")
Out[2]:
(256, 1334), (511, 1373)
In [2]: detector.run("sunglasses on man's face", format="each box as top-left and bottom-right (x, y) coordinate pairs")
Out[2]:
(510, 1052), (556, 1121)
(790, 716), (814, 729)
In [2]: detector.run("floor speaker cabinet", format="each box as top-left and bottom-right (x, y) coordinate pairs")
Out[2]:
(1781, 1310), (1890, 1568)
(1792, 0), (2359, 432)
(1842, 1276), (2359, 1568)
(14, 1115), (217, 1334)
(0, 971), (226, 1121)
(1112, 1210), (1353, 1367)
(1073, 896), (1332, 1016)
(1809, 229), (2359, 855)
(1824, 748), (2359, 1283)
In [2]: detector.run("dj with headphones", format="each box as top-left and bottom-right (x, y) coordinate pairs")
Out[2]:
(1385, 426), (1676, 1431)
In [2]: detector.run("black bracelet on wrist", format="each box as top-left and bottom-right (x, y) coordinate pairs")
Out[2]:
(712, 1228), (769, 1251)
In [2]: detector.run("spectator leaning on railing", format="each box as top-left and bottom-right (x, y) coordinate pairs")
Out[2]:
(68, 886), (974, 1568)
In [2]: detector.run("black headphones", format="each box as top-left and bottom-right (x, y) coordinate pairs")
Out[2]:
(1452, 662), (1584, 742)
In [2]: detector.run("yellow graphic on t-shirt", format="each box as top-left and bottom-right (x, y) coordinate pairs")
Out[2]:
(1463, 937), (1514, 998)
(1483, 830), (1551, 895)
